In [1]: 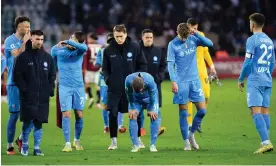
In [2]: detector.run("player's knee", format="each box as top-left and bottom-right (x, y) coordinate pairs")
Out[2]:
(75, 111), (83, 119)
(62, 111), (71, 118)
(129, 115), (138, 120)
(179, 104), (188, 110)
(197, 109), (207, 117)
(250, 107), (262, 115)
(196, 101), (207, 110)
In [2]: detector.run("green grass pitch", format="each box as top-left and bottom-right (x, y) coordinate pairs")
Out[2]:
(1, 79), (276, 165)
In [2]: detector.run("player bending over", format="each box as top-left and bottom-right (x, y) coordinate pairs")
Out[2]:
(125, 72), (160, 152)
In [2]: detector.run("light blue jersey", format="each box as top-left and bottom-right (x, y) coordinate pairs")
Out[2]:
(125, 72), (159, 113)
(167, 33), (213, 82)
(167, 33), (213, 104)
(239, 32), (275, 87)
(239, 32), (275, 108)
(4, 34), (23, 85)
(95, 48), (107, 87)
(1, 54), (6, 75)
(51, 40), (88, 88)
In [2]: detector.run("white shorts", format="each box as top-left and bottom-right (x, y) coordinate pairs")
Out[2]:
(85, 71), (99, 84)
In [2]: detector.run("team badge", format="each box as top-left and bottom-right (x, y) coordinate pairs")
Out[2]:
(44, 62), (48, 67)
(153, 56), (158, 61)
(127, 52), (133, 58)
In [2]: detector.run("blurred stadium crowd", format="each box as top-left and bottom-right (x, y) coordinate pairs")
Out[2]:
(2, 0), (276, 56)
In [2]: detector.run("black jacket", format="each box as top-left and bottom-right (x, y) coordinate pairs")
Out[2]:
(13, 41), (56, 123)
(139, 41), (167, 84)
(102, 37), (147, 93)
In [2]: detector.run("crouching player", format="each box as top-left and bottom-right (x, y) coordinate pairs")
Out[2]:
(125, 72), (160, 152)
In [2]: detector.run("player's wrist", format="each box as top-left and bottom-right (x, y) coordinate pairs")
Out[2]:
(210, 64), (215, 69)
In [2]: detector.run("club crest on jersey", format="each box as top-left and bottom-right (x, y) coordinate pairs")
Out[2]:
(153, 56), (158, 64)
(44, 62), (48, 67)
(180, 52), (185, 56)
(127, 52), (133, 61)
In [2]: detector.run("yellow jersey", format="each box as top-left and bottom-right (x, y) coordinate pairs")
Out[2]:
(196, 31), (214, 79)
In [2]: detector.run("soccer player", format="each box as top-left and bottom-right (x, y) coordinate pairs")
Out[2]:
(4, 16), (31, 155)
(51, 31), (88, 152)
(83, 33), (102, 108)
(187, 18), (217, 132)
(125, 72), (160, 152)
(167, 23), (213, 150)
(238, 13), (274, 154)
(95, 33), (126, 133)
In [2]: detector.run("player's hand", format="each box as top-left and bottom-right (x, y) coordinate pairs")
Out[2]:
(172, 82), (178, 93)
(57, 41), (66, 47)
(23, 30), (31, 43)
(238, 81), (244, 92)
(210, 67), (217, 75)
(148, 112), (158, 120)
(128, 110), (138, 119)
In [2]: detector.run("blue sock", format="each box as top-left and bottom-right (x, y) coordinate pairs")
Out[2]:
(158, 110), (162, 125)
(34, 125), (42, 149)
(253, 113), (269, 142)
(22, 121), (33, 144)
(118, 112), (124, 128)
(179, 110), (189, 140)
(129, 119), (139, 146)
(140, 111), (145, 128)
(150, 111), (160, 145)
(102, 110), (109, 127)
(7, 112), (19, 143)
(62, 117), (71, 143)
(75, 118), (83, 140)
(262, 114), (270, 137)
(191, 108), (206, 133)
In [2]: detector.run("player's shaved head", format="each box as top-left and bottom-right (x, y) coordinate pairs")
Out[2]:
(249, 13), (265, 28)
(177, 23), (190, 40)
(132, 76), (145, 93)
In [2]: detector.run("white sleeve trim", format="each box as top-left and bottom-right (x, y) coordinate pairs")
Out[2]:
(245, 52), (253, 59)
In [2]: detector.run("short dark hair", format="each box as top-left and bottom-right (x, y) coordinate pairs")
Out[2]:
(89, 32), (98, 40)
(106, 32), (113, 40)
(142, 29), (153, 36)
(74, 31), (86, 43)
(187, 18), (198, 26)
(31, 30), (43, 36)
(177, 23), (190, 39)
(14, 16), (30, 29)
(132, 76), (144, 93)
(113, 24), (127, 33)
(249, 13), (265, 27)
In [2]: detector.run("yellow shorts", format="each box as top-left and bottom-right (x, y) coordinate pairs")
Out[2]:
(199, 75), (210, 99)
